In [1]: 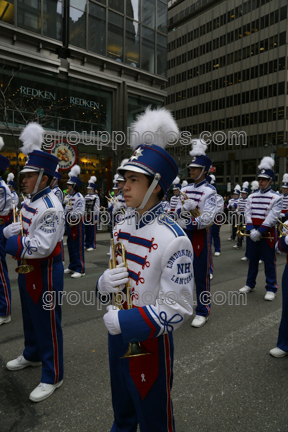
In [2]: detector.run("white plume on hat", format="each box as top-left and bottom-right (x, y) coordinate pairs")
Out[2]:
(182, 180), (188, 187)
(68, 165), (80, 178)
(0, 137), (4, 151)
(234, 184), (241, 192)
(210, 174), (216, 184)
(19, 122), (44, 155)
(89, 176), (97, 183)
(242, 181), (249, 189)
(251, 180), (259, 191)
(258, 156), (275, 170)
(114, 174), (119, 182)
(172, 176), (180, 185)
(119, 158), (129, 168)
(130, 106), (179, 150)
(282, 174), (288, 183)
(189, 139), (207, 157)
(7, 173), (14, 182)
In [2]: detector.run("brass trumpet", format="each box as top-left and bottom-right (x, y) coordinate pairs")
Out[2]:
(236, 224), (273, 239)
(277, 218), (288, 237)
(15, 210), (34, 274)
(109, 239), (151, 359)
(180, 191), (201, 218)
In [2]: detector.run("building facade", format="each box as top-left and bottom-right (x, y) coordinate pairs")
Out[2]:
(167, 0), (288, 191)
(0, 0), (168, 190)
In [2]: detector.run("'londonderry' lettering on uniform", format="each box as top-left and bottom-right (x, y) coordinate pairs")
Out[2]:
(167, 249), (193, 269)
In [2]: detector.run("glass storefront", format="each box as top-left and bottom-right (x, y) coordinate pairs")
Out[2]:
(0, 64), (112, 134)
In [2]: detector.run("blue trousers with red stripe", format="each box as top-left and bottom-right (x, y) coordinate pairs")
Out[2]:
(109, 332), (175, 432)
(210, 224), (221, 253)
(0, 224), (11, 317)
(246, 234), (277, 292)
(185, 229), (211, 317)
(66, 221), (85, 274)
(84, 221), (97, 249)
(18, 253), (64, 384)
(277, 264), (288, 351)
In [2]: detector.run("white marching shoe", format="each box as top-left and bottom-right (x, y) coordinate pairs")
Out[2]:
(241, 256), (248, 261)
(227, 237), (232, 241)
(71, 272), (85, 279)
(214, 252), (220, 256)
(29, 380), (63, 402)
(6, 354), (42, 371)
(270, 347), (288, 358)
(64, 268), (74, 274)
(0, 315), (11, 325)
(264, 291), (275, 301)
(239, 285), (254, 293)
(87, 248), (95, 252)
(259, 260), (263, 264)
(233, 244), (238, 248)
(210, 274), (213, 280)
(191, 315), (208, 328)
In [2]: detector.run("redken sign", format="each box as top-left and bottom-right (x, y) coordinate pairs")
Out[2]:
(20, 86), (56, 100)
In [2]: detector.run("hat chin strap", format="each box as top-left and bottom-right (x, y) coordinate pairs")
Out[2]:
(31, 168), (44, 196)
(194, 167), (205, 181)
(136, 173), (161, 210)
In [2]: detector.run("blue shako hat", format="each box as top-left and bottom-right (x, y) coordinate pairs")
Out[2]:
(118, 107), (179, 197)
(282, 174), (288, 188)
(87, 176), (98, 191)
(7, 173), (17, 189)
(188, 139), (212, 173)
(241, 181), (249, 194)
(233, 184), (241, 195)
(67, 165), (82, 187)
(207, 174), (216, 187)
(258, 157), (275, 180)
(172, 176), (181, 190)
(53, 165), (62, 181)
(0, 137), (10, 172)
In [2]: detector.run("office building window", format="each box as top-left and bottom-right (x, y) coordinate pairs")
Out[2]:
(18, 0), (41, 34)
(88, 3), (106, 55)
(70, 0), (86, 48)
(142, 25), (155, 73)
(108, 0), (124, 14)
(157, 33), (167, 76)
(157, 0), (167, 34)
(127, 0), (140, 20)
(107, 10), (124, 61)
(125, 19), (140, 67)
(142, 0), (155, 28)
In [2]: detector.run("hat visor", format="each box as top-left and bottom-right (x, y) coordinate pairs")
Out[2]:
(258, 174), (271, 179)
(20, 166), (40, 174)
(118, 165), (152, 177)
(188, 163), (204, 168)
(67, 180), (76, 185)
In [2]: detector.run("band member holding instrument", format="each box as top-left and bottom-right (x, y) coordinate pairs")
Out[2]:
(169, 176), (181, 213)
(227, 185), (241, 242)
(51, 169), (65, 264)
(84, 176), (99, 251)
(236, 182), (249, 250)
(239, 157), (282, 300)
(176, 139), (217, 328)
(0, 138), (13, 326)
(241, 181), (260, 262)
(4, 123), (65, 402)
(96, 107), (193, 432)
(64, 165), (85, 278)
(7, 173), (19, 209)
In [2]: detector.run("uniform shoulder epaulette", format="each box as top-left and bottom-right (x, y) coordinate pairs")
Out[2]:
(206, 184), (216, 190)
(160, 214), (186, 237)
(43, 194), (54, 208)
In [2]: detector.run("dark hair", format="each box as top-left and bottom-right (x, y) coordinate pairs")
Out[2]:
(146, 176), (164, 200)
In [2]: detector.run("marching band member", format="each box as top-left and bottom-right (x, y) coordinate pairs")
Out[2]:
(64, 165), (85, 278)
(270, 230), (288, 357)
(176, 139), (217, 328)
(241, 181), (259, 262)
(4, 123), (64, 402)
(239, 157), (282, 300)
(84, 176), (100, 251)
(279, 173), (288, 222)
(50, 169), (65, 264)
(236, 182), (249, 250)
(209, 174), (224, 257)
(169, 176), (181, 213)
(161, 194), (169, 212)
(96, 107), (193, 432)
(7, 173), (19, 208)
(227, 185), (241, 242)
(0, 138), (13, 326)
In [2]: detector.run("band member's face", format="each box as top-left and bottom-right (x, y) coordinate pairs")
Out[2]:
(22, 172), (39, 194)
(241, 192), (247, 199)
(190, 167), (203, 180)
(67, 184), (73, 193)
(233, 193), (238, 199)
(282, 187), (288, 195)
(258, 177), (270, 191)
(123, 172), (150, 208)
(173, 189), (179, 195)
(87, 188), (93, 194)
(118, 180), (125, 190)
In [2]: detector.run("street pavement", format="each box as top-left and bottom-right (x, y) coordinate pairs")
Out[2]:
(1, 225), (288, 432)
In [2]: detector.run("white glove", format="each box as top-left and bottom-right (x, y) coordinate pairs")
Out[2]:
(250, 229), (261, 242)
(183, 199), (197, 212)
(285, 235), (288, 246)
(98, 263), (129, 294)
(103, 305), (121, 335)
(3, 222), (22, 239)
(275, 241), (282, 254)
